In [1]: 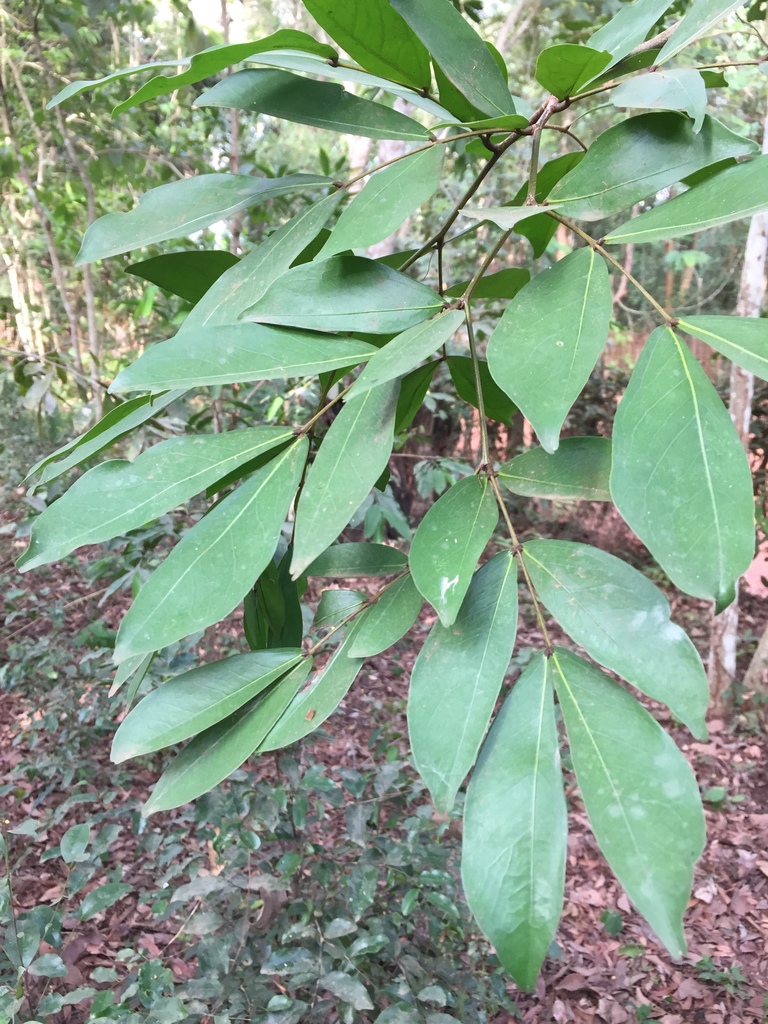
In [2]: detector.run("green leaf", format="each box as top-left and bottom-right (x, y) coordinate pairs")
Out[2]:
(409, 475), (498, 627)
(388, 0), (515, 117)
(350, 311), (462, 398)
(258, 639), (364, 751)
(110, 324), (377, 393)
(76, 173), (330, 264)
(26, 391), (185, 486)
(60, 824), (90, 864)
(678, 316), (768, 381)
(535, 44), (611, 99)
(112, 649), (302, 761)
(409, 551), (517, 813)
(126, 250), (240, 304)
(302, 0), (430, 88)
(461, 206), (556, 230)
(110, 652), (153, 699)
(292, 382), (399, 578)
(195, 69), (430, 141)
(321, 971), (374, 1011)
(19, 428), (293, 571)
(243, 254), (444, 334)
(505, 152), (586, 257)
(610, 326), (754, 609)
(28, 954), (68, 979)
(498, 437), (612, 501)
(395, 361), (439, 433)
(548, 113), (757, 221)
(656, 0), (745, 64)
(611, 69), (708, 133)
(605, 154), (768, 244)
(306, 542), (408, 577)
(552, 648), (705, 958)
(487, 248), (612, 453)
(315, 589), (367, 629)
(114, 439), (307, 661)
(79, 883), (132, 922)
(143, 660), (311, 816)
(182, 192), (341, 333)
(462, 653), (566, 991)
(523, 540), (709, 738)
(346, 575), (423, 657)
(447, 356), (517, 424)
(589, 0), (676, 66)
(320, 147), (444, 259)
(444, 268), (529, 300)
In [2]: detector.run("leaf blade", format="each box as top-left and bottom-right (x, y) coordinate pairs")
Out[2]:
(498, 437), (612, 501)
(678, 316), (768, 381)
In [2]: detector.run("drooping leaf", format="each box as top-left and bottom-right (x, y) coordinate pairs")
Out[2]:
(243, 253), (443, 334)
(447, 356), (517, 424)
(320, 146), (444, 259)
(110, 651), (153, 700)
(462, 653), (566, 991)
(195, 69), (430, 141)
(410, 551), (518, 813)
(444, 268), (530, 301)
(409, 475), (498, 627)
(656, 0), (745, 64)
(346, 574), (423, 657)
(306, 542), (408, 578)
(506, 152), (586, 257)
(548, 113), (757, 221)
(114, 439), (307, 661)
(143, 660), (311, 816)
(76, 173), (330, 264)
(320, 971), (374, 1012)
(389, 0), (516, 117)
(258, 637), (364, 751)
(350, 311), (462, 397)
(395, 361), (439, 433)
(112, 649), (302, 762)
(487, 248), (612, 453)
(302, 0), (431, 88)
(19, 428), (293, 571)
(589, 0), (676, 67)
(292, 381), (399, 578)
(126, 250), (240, 304)
(611, 70), (708, 133)
(678, 316), (768, 381)
(605, 154), (768, 244)
(535, 44), (611, 98)
(523, 540), (709, 738)
(552, 648), (705, 958)
(498, 437), (612, 501)
(611, 326), (754, 609)
(110, 324), (377, 393)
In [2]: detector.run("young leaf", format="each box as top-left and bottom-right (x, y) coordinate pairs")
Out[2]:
(444, 268), (530, 300)
(611, 326), (754, 609)
(535, 44), (611, 99)
(306, 542), (408, 578)
(548, 113), (757, 221)
(656, 0), (745, 65)
(605, 154), (768, 244)
(462, 653), (566, 992)
(76, 173), (330, 264)
(143, 659), (312, 816)
(302, 0), (431, 88)
(126, 251), (239, 304)
(110, 324), (377, 393)
(257, 638), (364, 751)
(112, 649), (302, 762)
(611, 70), (708, 133)
(523, 540), (709, 738)
(319, 146), (444, 259)
(291, 381), (399, 578)
(552, 648), (705, 958)
(19, 427), (293, 571)
(349, 310), (463, 397)
(487, 248), (612, 453)
(114, 438), (308, 661)
(498, 437), (612, 502)
(447, 357), (517, 424)
(195, 69), (430, 141)
(678, 316), (768, 381)
(346, 574), (423, 657)
(588, 0), (676, 66)
(409, 475), (498, 627)
(389, 0), (516, 117)
(243, 253), (444, 334)
(409, 551), (518, 813)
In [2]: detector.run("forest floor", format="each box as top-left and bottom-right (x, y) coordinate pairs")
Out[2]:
(2, 473), (768, 1024)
